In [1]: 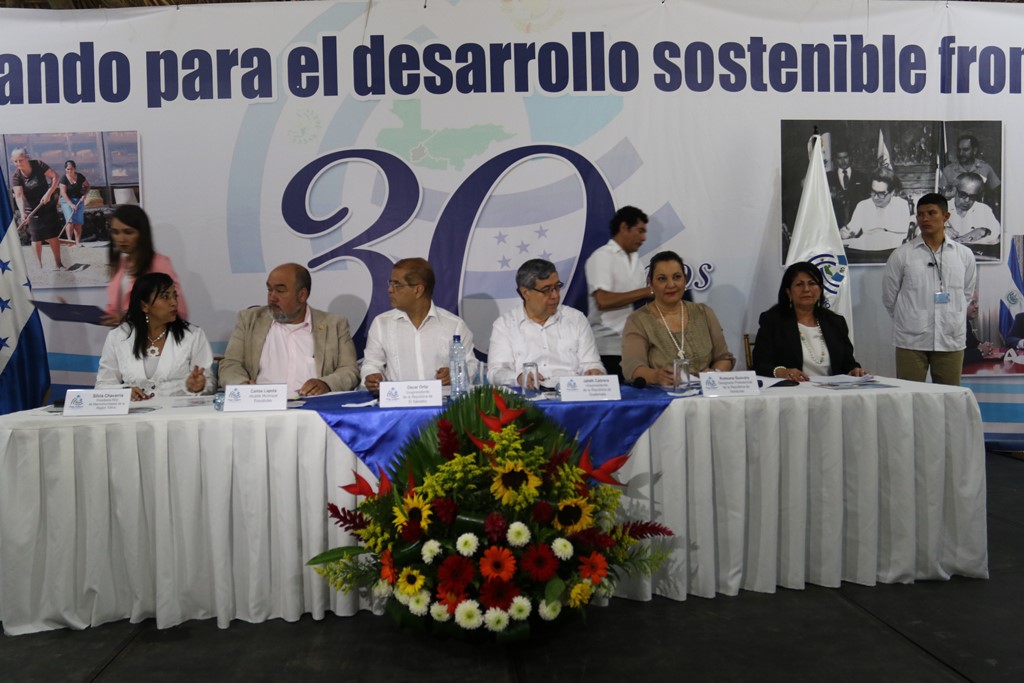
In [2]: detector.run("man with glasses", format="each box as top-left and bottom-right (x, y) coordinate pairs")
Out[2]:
(361, 257), (476, 393)
(840, 168), (913, 263)
(947, 173), (1000, 259)
(585, 205), (651, 379)
(487, 258), (604, 386)
(218, 262), (359, 396)
(941, 133), (1000, 213)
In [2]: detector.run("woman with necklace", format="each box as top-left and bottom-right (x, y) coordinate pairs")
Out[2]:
(622, 251), (734, 386)
(752, 262), (866, 381)
(96, 272), (215, 400)
(102, 204), (189, 326)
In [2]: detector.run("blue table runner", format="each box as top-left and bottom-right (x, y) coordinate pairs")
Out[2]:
(299, 386), (674, 473)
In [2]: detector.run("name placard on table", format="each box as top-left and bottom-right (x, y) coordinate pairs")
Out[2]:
(699, 371), (760, 397)
(63, 388), (131, 416)
(558, 375), (621, 402)
(222, 384), (288, 412)
(380, 380), (443, 408)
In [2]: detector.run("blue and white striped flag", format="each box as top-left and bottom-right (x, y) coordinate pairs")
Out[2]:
(1000, 235), (1024, 341)
(0, 167), (50, 414)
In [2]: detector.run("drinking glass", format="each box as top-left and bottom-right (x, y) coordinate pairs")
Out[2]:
(520, 362), (540, 398)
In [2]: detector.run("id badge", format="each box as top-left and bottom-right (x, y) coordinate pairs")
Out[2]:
(934, 291), (951, 304)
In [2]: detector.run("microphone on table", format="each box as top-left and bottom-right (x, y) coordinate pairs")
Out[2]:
(631, 377), (648, 389)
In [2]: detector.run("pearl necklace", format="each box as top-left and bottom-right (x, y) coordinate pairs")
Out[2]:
(653, 301), (687, 360)
(146, 328), (168, 357)
(798, 319), (827, 365)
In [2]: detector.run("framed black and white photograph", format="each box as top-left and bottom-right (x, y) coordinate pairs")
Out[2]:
(781, 120), (1003, 265)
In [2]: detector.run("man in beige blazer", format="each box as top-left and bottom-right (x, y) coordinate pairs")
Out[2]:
(217, 263), (359, 395)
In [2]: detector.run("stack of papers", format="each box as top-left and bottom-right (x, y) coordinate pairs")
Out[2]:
(809, 374), (876, 388)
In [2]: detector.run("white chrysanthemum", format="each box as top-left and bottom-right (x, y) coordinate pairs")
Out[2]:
(508, 595), (532, 621)
(506, 521), (531, 547)
(421, 539), (442, 564)
(538, 599), (562, 621)
(484, 608), (510, 632)
(371, 579), (393, 599)
(394, 588), (411, 605)
(551, 537), (574, 561)
(454, 599), (483, 629)
(456, 533), (480, 557)
(407, 590), (430, 616)
(430, 602), (451, 622)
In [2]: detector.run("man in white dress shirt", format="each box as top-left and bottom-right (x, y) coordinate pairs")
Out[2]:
(947, 172), (1000, 247)
(882, 193), (977, 386)
(487, 259), (605, 386)
(361, 258), (476, 393)
(585, 205), (651, 379)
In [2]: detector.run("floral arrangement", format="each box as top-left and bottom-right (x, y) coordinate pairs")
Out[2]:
(309, 386), (673, 640)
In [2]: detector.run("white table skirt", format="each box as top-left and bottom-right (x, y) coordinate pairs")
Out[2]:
(615, 378), (989, 602)
(0, 401), (373, 635)
(0, 379), (989, 635)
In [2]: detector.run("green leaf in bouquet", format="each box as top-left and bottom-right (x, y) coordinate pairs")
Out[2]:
(306, 546), (371, 566)
(544, 577), (565, 604)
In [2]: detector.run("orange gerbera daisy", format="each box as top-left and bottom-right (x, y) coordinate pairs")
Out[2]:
(380, 548), (397, 585)
(479, 545), (517, 582)
(578, 550), (609, 585)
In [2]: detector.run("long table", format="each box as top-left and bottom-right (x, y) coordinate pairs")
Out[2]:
(0, 379), (988, 635)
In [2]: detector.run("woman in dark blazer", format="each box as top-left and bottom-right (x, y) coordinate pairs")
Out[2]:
(753, 262), (866, 381)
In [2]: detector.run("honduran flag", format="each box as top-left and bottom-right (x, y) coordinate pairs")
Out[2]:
(0, 167), (50, 414)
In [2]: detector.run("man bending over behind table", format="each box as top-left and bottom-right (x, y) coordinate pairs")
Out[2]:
(361, 257), (477, 393)
(218, 262), (359, 396)
(585, 205), (651, 379)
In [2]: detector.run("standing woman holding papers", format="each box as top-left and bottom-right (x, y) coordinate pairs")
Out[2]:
(102, 205), (188, 326)
(621, 250), (735, 386)
(97, 273), (215, 400)
(752, 261), (866, 382)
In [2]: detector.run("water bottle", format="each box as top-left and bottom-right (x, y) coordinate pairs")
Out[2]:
(449, 334), (469, 400)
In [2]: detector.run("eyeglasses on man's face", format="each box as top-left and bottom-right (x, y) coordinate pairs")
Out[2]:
(955, 190), (979, 200)
(387, 280), (418, 290)
(529, 281), (564, 296)
(870, 189), (893, 199)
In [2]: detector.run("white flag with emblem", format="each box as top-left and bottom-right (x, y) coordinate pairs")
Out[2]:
(786, 135), (854, 343)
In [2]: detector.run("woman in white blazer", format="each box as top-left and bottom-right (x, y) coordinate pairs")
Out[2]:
(96, 272), (216, 400)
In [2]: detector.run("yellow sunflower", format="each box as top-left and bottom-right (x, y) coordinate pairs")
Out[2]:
(393, 492), (433, 532)
(490, 459), (542, 509)
(568, 580), (594, 608)
(552, 496), (594, 534)
(396, 567), (426, 596)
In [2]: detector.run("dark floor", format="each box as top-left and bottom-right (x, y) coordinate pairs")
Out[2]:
(2, 453), (1022, 683)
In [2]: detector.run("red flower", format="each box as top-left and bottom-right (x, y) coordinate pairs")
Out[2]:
(326, 503), (368, 532)
(479, 545), (516, 582)
(578, 551), (609, 585)
(437, 555), (475, 590)
(542, 447), (571, 482)
(484, 512), (508, 544)
(520, 543), (558, 582)
(431, 497), (458, 526)
(400, 519), (423, 543)
(620, 520), (675, 539)
(531, 500), (554, 525)
(435, 585), (468, 614)
(479, 579), (521, 611)
(437, 418), (461, 460)
(570, 527), (615, 551)
(380, 549), (397, 585)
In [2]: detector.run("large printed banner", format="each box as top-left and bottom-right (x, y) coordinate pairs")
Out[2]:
(1, 0), (1023, 436)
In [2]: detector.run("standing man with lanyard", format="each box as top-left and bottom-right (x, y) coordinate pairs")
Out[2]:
(882, 192), (977, 385)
